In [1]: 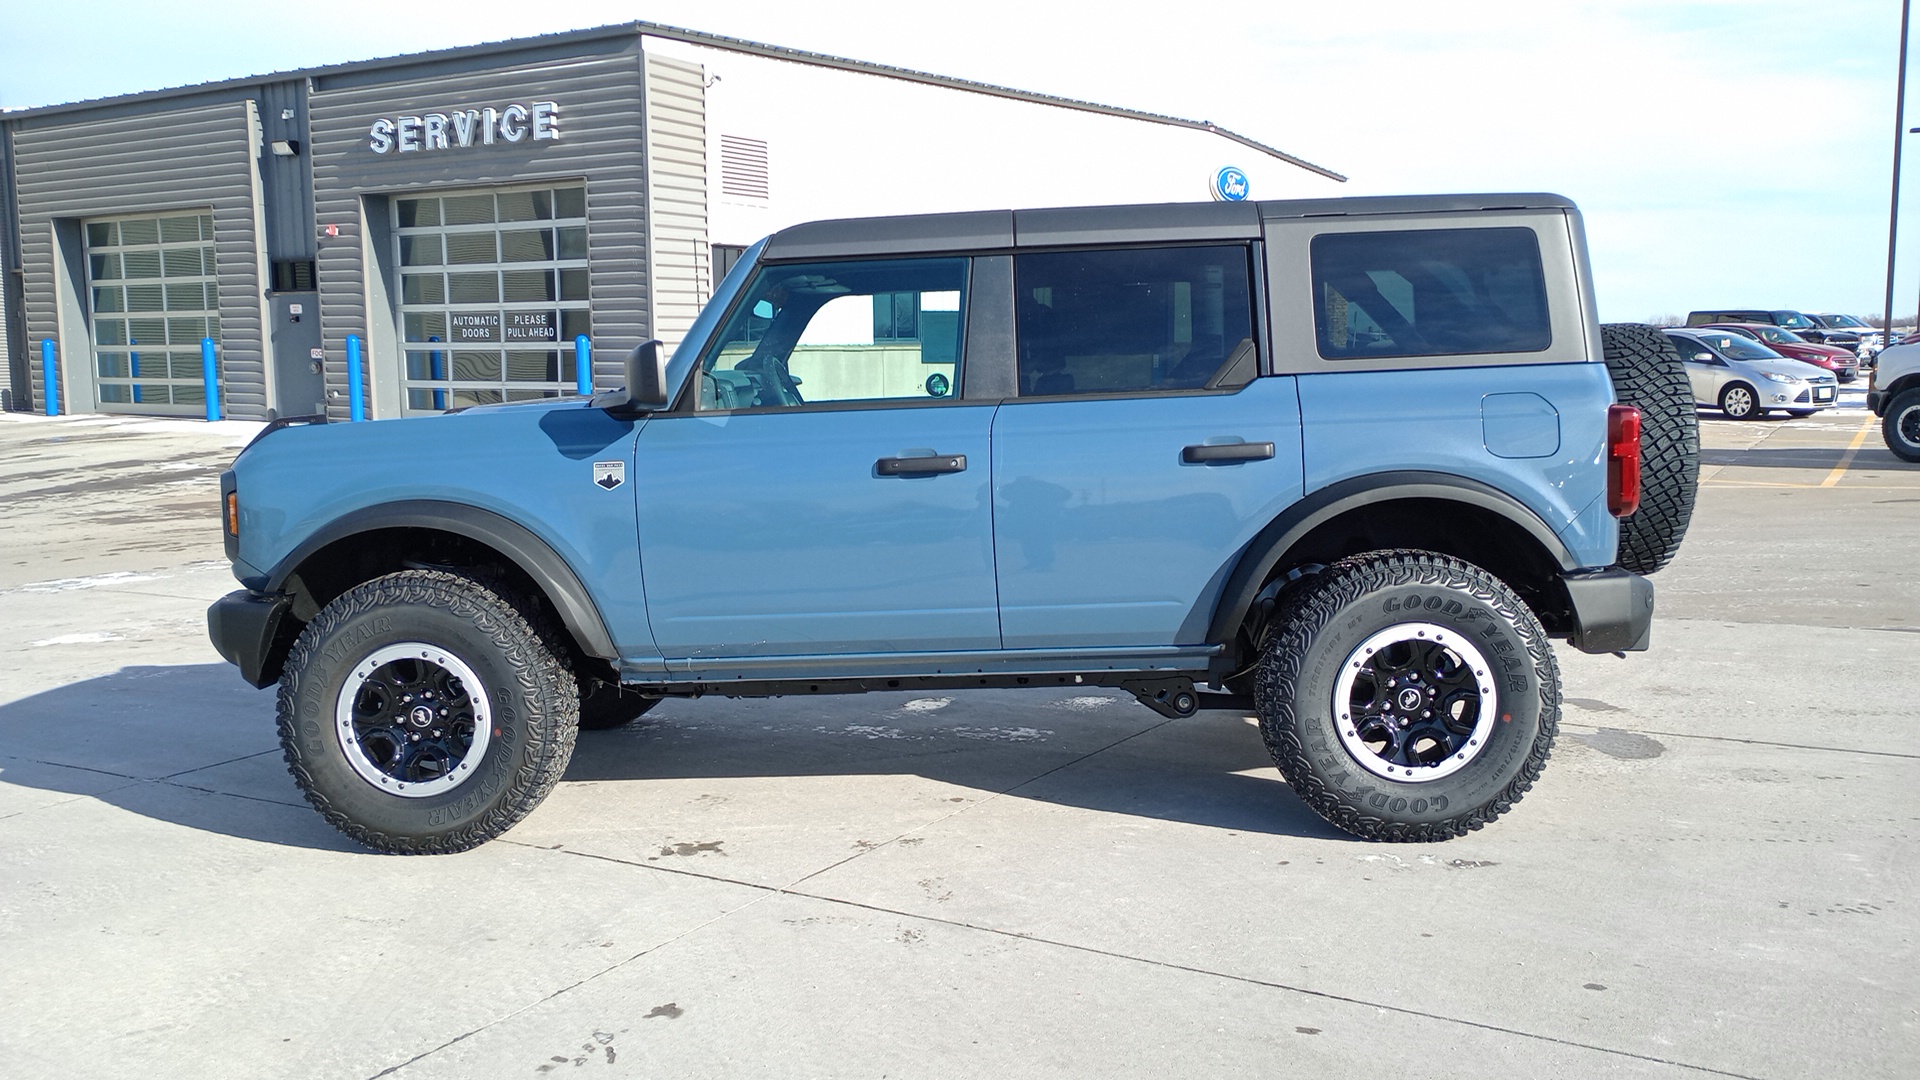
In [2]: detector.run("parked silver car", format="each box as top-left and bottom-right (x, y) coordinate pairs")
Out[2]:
(1664, 329), (1837, 419)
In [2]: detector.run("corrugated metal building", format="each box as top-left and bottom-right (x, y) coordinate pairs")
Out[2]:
(0, 29), (706, 421)
(0, 23), (1338, 422)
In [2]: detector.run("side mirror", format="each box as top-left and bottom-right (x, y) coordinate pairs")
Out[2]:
(1692, 352), (1714, 363)
(591, 339), (669, 417)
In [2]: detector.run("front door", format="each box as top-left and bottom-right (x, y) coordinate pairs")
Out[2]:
(633, 255), (1000, 660)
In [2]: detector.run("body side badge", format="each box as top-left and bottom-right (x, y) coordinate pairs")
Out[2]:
(592, 460), (626, 490)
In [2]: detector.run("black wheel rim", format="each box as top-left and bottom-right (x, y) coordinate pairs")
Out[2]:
(335, 643), (492, 798)
(1898, 404), (1920, 448)
(1333, 622), (1499, 782)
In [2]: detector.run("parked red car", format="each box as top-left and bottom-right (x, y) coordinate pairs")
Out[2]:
(1703, 323), (1859, 382)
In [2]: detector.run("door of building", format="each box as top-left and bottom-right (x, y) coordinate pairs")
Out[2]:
(269, 292), (325, 417)
(84, 212), (219, 415)
(392, 184), (593, 414)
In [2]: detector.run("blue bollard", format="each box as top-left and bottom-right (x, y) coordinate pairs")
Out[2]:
(41, 339), (59, 417)
(202, 338), (221, 422)
(130, 343), (143, 404)
(575, 335), (592, 395)
(347, 334), (365, 421)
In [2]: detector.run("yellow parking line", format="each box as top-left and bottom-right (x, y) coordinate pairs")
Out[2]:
(1819, 416), (1878, 488)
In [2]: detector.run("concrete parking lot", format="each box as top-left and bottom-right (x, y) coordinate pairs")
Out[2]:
(1, 397), (1914, 1080)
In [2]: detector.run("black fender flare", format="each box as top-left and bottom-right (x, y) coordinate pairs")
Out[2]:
(265, 500), (618, 660)
(1205, 471), (1580, 648)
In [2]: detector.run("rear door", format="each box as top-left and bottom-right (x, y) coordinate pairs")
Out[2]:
(990, 243), (1303, 648)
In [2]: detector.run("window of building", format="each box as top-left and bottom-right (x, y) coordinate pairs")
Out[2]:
(1310, 227), (1551, 360)
(695, 257), (968, 410)
(1013, 245), (1257, 396)
(393, 183), (591, 412)
(85, 212), (219, 414)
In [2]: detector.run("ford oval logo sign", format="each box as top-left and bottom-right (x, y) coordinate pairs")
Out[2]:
(1211, 166), (1250, 202)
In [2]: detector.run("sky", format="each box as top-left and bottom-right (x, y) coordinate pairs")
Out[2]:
(0, 0), (1904, 323)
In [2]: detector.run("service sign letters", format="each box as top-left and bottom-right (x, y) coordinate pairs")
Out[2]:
(369, 102), (560, 154)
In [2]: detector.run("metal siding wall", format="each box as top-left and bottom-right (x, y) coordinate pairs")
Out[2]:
(258, 81), (317, 263)
(11, 101), (270, 416)
(1, 123), (18, 410)
(641, 52), (709, 363)
(0, 126), (14, 409)
(307, 44), (648, 421)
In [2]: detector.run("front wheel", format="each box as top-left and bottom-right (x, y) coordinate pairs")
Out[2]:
(1720, 383), (1762, 420)
(1255, 551), (1560, 842)
(1884, 388), (1920, 463)
(277, 570), (580, 854)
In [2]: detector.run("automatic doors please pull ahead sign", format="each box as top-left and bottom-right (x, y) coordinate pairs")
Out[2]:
(369, 102), (560, 154)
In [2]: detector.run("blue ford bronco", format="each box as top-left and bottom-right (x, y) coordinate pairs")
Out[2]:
(208, 194), (1699, 853)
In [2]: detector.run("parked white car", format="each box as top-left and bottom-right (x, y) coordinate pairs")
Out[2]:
(1664, 329), (1836, 420)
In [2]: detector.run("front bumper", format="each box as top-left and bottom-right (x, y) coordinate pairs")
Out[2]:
(1560, 567), (1654, 653)
(207, 589), (295, 688)
(1869, 389), (1886, 415)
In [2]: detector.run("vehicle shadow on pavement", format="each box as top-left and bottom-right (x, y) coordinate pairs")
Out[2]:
(0, 663), (359, 852)
(0, 667), (1344, 848)
(565, 690), (1345, 840)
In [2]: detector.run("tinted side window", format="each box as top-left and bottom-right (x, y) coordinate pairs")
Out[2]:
(1014, 245), (1256, 396)
(1668, 335), (1707, 360)
(1311, 227), (1551, 360)
(695, 257), (967, 410)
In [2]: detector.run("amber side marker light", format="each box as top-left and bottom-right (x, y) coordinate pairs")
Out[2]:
(1607, 404), (1643, 518)
(225, 491), (240, 537)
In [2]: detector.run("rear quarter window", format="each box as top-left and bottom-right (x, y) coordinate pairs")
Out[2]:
(1311, 227), (1551, 360)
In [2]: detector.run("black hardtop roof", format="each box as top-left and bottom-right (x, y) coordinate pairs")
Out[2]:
(760, 193), (1576, 261)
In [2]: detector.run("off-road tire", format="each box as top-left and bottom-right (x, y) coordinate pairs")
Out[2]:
(578, 679), (662, 730)
(277, 569), (579, 854)
(1883, 387), (1920, 463)
(1255, 550), (1560, 842)
(1600, 324), (1699, 574)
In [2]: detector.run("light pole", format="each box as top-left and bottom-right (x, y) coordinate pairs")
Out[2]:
(1885, 0), (1911, 341)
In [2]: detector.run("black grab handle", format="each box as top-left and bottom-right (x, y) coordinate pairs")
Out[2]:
(877, 454), (968, 476)
(1182, 442), (1275, 464)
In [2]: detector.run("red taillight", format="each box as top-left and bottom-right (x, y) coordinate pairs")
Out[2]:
(1607, 404), (1643, 518)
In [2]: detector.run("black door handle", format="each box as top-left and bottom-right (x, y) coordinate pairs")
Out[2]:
(1182, 441), (1275, 464)
(877, 454), (968, 476)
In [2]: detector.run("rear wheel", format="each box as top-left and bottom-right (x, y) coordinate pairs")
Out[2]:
(1885, 388), (1920, 463)
(1255, 551), (1559, 842)
(1720, 382), (1761, 420)
(277, 570), (579, 854)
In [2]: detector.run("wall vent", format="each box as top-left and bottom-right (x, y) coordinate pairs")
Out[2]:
(720, 135), (770, 202)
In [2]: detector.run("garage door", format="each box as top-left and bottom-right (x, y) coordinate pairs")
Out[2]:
(86, 212), (219, 415)
(393, 184), (593, 414)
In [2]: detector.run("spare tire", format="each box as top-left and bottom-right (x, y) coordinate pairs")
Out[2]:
(1600, 324), (1699, 574)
